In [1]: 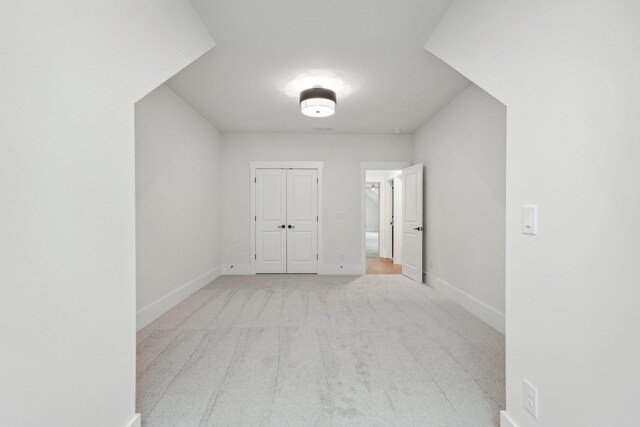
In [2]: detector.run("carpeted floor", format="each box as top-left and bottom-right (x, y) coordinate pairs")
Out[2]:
(137, 274), (504, 426)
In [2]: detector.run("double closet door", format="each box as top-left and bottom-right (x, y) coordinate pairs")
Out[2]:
(255, 168), (318, 274)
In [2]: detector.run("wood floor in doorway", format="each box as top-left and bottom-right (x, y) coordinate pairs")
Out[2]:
(366, 256), (401, 274)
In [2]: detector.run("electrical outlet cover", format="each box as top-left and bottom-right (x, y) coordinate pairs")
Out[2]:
(523, 379), (538, 419)
(522, 205), (538, 235)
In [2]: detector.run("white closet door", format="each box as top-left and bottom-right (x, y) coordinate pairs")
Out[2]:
(401, 164), (423, 282)
(255, 169), (287, 273)
(286, 169), (318, 273)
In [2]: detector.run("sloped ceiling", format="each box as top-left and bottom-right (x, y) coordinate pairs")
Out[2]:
(167, 0), (470, 134)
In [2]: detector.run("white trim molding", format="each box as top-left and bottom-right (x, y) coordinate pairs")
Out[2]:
(426, 272), (505, 334)
(136, 265), (222, 330)
(500, 411), (519, 427)
(250, 161), (324, 274)
(125, 414), (141, 427)
(222, 264), (362, 276)
(250, 161), (324, 170)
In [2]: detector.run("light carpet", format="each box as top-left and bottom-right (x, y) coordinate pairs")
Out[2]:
(137, 274), (504, 426)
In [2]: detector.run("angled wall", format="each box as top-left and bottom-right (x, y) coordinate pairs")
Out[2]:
(135, 84), (223, 330)
(414, 84), (506, 333)
(426, 1), (640, 426)
(0, 2), (213, 426)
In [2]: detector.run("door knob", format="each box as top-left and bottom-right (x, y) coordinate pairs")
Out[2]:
(278, 225), (285, 229)
(288, 225), (295, 229)
(413, 226), (424, 231)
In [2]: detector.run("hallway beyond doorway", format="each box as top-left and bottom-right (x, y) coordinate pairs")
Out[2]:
(362, 165), (408, 278)
(365, 231), (379, 256)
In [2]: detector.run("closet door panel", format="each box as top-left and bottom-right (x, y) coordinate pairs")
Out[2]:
(255, 169), (287, 273)
(286, 169), (318, 273)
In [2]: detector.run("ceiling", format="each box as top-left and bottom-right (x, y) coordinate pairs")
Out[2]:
(166, 0), (470, 134)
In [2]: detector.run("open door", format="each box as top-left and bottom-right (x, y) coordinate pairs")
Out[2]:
(401, 163), (423, 282)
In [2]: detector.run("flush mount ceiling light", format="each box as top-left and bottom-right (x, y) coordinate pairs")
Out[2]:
(300, 86), (337, 118)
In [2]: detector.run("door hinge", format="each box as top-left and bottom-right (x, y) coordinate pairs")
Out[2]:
(316, 178), (318, 183)
(316, 254), (318, 260)
(255, 254), (257, 260)
(254, 215), (257, 222)
(317, 216), (319, 221)
(254, 177), (256, 183)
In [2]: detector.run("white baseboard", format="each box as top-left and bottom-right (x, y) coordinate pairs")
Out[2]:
(125, 413), (141, 427)
(223, 264), (255, 275)
(318, 264), (363, 275)
(500, 411), (518, 427)
(426, 272), (505, 334)
(221, 263), (363, 275)
(136, 265), (222, 330)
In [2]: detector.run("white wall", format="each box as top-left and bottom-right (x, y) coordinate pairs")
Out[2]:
(414, 84), (506, 333)
(220, 134), (414, 271)
(135, 84), (222, 330)
(0, 3), (213, 427)
(427, 1), (640, 426)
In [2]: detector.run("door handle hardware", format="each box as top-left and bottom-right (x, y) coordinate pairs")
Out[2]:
(288, 225), (295, 229)
(413, 227), (424, 231)
(278, 225), (285, 229)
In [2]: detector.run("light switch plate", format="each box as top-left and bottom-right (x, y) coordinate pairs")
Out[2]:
(522, 205), (538, 235)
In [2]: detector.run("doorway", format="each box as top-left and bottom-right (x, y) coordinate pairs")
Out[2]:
(365, 182), (380, 256)
(363, 166), (407, 275)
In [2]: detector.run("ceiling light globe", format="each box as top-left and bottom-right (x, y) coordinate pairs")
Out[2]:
(299, 87), (337, 118)
(301, 98), (335, 117)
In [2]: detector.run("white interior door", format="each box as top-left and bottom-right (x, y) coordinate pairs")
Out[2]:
(255, 169), (287, 273)
(382, 178), (394, 259)
(393, 175), (403, 265)
(401, 163), (423, 282)
(286, 169), (318, 273)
